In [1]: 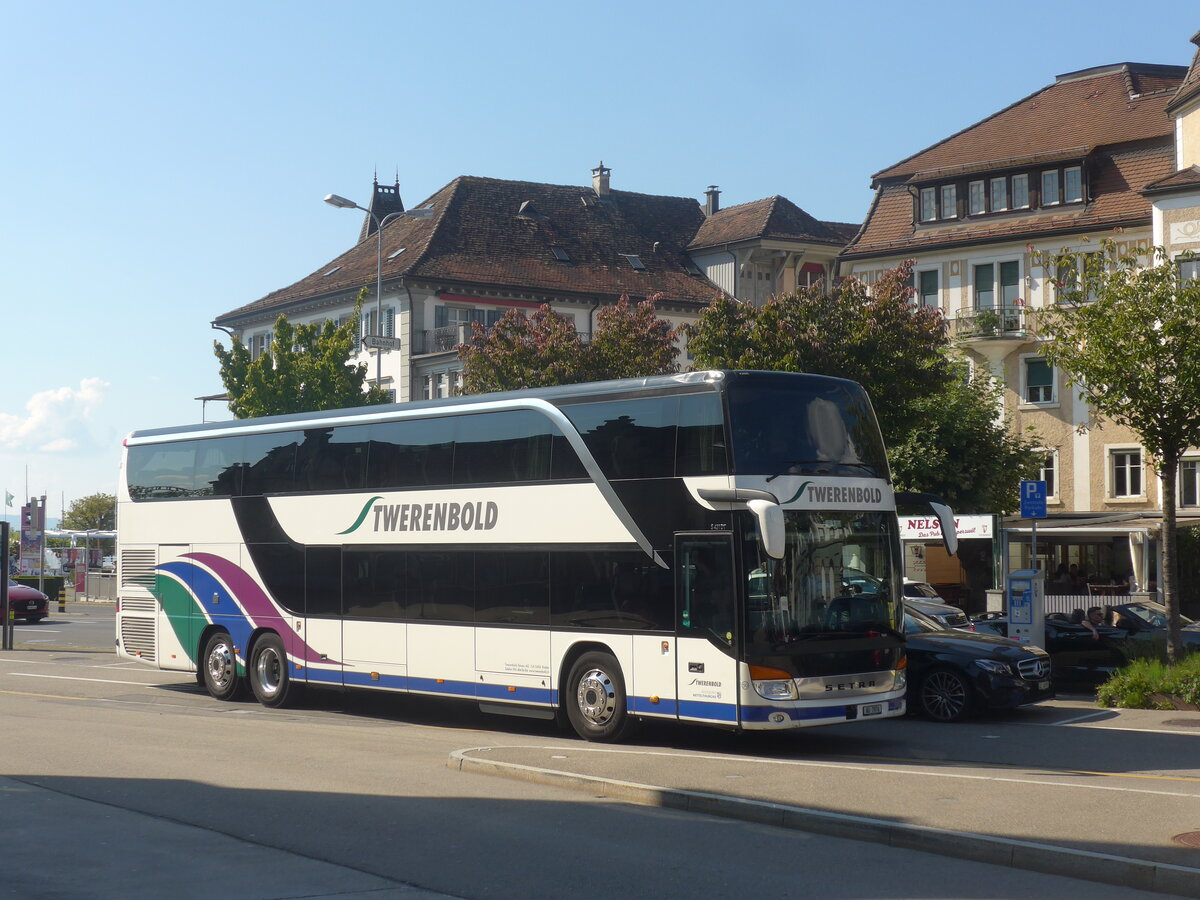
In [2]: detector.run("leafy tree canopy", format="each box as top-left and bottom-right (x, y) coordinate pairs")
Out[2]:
(458, 296), (679, 394)
(685, 262), (1042, 511)
(214, 292), (391, 419)
(888, 362), (1043, 513)
(60, 493), (115, 531)
(684, 263), (949, 440)
(1035, 240), (1200, 661)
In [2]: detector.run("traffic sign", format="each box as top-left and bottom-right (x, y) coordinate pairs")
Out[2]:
(362, 335), (401, 351)
(1019, 480), (1047, 518)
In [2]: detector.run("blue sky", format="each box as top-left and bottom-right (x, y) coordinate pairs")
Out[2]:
(1, 0), (1196, 515)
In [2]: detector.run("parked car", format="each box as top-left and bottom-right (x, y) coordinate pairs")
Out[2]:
(904, 606), (1053, 722)
(904, 593), (973, 630)
(5, 581), (49, 623)
(970, 613), (1129, 683)
(1106, 600), (1200, 649)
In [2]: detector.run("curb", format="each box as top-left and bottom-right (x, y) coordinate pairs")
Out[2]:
(449, 748), (1200, 899)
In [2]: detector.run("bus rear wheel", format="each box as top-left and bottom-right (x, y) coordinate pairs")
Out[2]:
(202, 631), (241, 700)
(249, 633), (295, 708)
(565, 651), (631, 742)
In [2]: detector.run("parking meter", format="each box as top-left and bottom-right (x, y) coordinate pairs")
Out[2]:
(1008, 569), (1045, 649)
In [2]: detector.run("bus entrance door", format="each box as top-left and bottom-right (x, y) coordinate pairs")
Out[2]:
(675, 534), (739, 727)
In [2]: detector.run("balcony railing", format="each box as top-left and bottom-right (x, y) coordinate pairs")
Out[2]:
(951, 305), (1030, 340)
(414, 325), (594, 356)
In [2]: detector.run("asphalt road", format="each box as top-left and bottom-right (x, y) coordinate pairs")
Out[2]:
(1, 607), (1194, 899)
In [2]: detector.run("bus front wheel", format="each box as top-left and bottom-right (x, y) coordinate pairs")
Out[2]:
(249, 633), (294, 708)
(565, 651), (631, 742)
(202, 631), (241, 701)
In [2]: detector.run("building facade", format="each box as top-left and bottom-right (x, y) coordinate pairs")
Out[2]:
(840, 57), (1199, 601)
(213, 165), (853, 404)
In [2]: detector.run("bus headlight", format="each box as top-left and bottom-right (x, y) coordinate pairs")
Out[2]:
(749, 665), (799, 701)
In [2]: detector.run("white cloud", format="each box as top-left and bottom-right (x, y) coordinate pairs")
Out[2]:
(0, 379), (110, 453)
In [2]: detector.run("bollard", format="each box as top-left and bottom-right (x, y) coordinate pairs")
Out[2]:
(58, 586), (66, 613)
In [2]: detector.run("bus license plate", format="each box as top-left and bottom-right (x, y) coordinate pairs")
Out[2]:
(861, 703), (883, 717)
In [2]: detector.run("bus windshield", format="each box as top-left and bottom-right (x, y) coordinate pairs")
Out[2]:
(745, 509), (902, 643)
(726, 378), (888, 478)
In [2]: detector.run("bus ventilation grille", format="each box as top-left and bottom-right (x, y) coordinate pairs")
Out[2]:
(119, 595), (157, 613)
(120, 549), (157, 589)
(120, 619), (156, 658)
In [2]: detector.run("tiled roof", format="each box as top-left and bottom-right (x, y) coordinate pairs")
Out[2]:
(217, 175), (720, 323)
(845, 144), (1173, 258)
(872, 63), (1185, 183)
(1166, 31), (1200, 115)
(688, 196), (850, 250)
(1143, 165), (1200, 194)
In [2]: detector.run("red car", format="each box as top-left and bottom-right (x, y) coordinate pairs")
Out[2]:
(6, 581), (49, 623)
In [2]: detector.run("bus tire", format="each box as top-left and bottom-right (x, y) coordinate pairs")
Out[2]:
(201, 630), (241, 701)
(565, 651), (631, 742)
(249, 633), (294, 709)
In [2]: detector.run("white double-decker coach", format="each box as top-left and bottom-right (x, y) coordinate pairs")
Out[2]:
(116, 370), (954, 741)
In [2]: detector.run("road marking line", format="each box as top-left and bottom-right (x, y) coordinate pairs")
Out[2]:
(489, 745), (1200, 797)
(7, 673), (165, 687)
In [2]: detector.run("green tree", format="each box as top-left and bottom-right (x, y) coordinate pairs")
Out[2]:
(685, 262), (1043, 512)
(61, 493), (115, 531)
(458, 296), (679, 394)
(684, 263), (948, 440)
(1036, 241), (1200, 662)
(888, 363), (1043, 512)
(214, 291), (391, 418)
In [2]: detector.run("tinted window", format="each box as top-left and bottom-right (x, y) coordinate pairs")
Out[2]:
(342, 548), (406, 618)
(726, 379), (888, 478)
(475, 551), (549, 624)
(306, 547), (341, 617)
(296, 426), (369, 493)
(127, 444), (200, 499)
(249, 543), (304, 614)
(563, 397), (677, 480)
(407, 551), (473, 622)
(453, 411), (552, 485)
(676, 392), (727, 476)
(550, 550), (672, 631)
(368, 418), (454, 489)
(343, 548), (406, 619)
(242, 431), (304, 495)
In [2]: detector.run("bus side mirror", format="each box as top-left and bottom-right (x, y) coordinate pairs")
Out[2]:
(929, 501), (957, 557)
(895, 492), (958, 557)
(746, 499), (785, 560)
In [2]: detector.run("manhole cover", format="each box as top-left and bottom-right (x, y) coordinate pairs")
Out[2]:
(1162, 718), (1200, 728)
(1172, 832), (1200, 848)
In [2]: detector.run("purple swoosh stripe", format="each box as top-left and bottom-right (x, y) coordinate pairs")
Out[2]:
(184, 552), (335, 665)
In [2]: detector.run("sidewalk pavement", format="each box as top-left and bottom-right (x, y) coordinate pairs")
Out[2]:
(450, 706), (1200, 899)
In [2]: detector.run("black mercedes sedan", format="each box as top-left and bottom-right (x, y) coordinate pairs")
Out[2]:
(904, 606), (1053, 722)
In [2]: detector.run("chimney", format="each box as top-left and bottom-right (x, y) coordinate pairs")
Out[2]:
(592, 161), (611, 197)
(705, 185), (721, 217)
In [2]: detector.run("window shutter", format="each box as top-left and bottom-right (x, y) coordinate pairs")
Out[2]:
(384, 307), (395, 338)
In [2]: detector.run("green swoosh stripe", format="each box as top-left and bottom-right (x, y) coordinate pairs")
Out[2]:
(781, 481), (813, 505)
(338, 496), (384, 534)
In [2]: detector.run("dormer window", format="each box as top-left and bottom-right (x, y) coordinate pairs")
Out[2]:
(917, 164), (1080, 226)
(621, 253), (646, 271)
(940, 185), (957, 219)
(969, 181), (986, 215)
(1041, 170), (1060, 206)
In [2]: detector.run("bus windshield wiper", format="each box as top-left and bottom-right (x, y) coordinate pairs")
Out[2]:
(765, 460), (878, 482)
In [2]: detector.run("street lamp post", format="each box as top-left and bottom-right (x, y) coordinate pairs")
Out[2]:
(324, 192), (417, 386)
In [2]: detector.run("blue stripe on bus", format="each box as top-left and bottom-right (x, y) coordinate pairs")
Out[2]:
(628, 696), (679, 716)
(676, 699), (738, 722)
